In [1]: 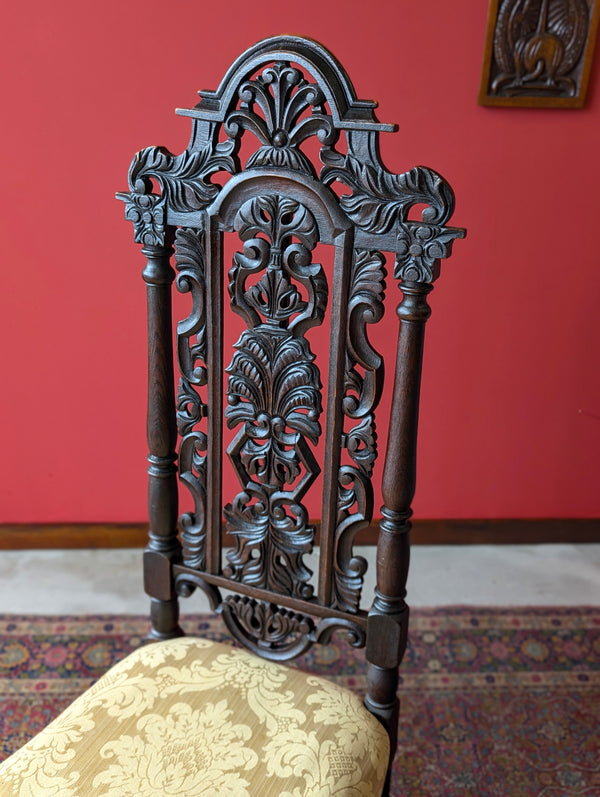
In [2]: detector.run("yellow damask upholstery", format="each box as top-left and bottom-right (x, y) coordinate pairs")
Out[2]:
(0, 636), (389, 796)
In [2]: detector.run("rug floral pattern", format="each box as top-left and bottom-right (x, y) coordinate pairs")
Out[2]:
(1, 607), (599, 796)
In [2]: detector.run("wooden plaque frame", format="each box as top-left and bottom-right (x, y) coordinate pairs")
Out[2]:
(479, 0), (600, 108)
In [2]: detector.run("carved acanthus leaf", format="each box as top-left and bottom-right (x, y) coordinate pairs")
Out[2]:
(128, 142), (236, 213)
(175, 228), (207, 385)
(226, 332), (322, 444)
(344, 415), (378, 478)
(230, 195), (326, 335)
(330, 249), (385, 613)
(224, 484), (316, 599)
(322, 153), (455, 231)
(235, 194), (318, 252)
(332, 466), (371, 613)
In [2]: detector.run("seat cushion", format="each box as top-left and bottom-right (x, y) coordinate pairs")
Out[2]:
(0, 636), (389, 796)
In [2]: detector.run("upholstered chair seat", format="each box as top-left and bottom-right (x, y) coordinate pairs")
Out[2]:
(0, 636), (389, 796)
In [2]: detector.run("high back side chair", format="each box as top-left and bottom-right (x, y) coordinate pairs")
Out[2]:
(0, 36), (464, 796)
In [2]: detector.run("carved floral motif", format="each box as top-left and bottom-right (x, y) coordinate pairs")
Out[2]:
(394, 222), (464, 283)
(117, 192), (166, 246)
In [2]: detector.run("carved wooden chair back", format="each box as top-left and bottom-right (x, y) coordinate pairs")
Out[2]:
(118, 34), (464, 777)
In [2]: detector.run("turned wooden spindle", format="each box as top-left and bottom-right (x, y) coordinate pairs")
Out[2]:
(366, 280), (433, 784)
(141, 239), (184, 640)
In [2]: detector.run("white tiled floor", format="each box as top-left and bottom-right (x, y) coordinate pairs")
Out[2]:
(1, 544), (598, 615)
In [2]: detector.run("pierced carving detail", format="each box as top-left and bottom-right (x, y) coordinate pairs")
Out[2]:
(174, 228), (209, 569)
(333, 250), (386, 613)
(224, 195), (326, 601)
(230, 194), (326, 335)
(222, 596), (315, 660)
(225, 62), (336, 175)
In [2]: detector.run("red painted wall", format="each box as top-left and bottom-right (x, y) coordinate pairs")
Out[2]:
(2, 0), (599, 523)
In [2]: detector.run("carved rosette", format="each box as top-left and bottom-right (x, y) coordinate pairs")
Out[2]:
(394, 222), (464, 283)
(223, 195), (327, 602)
(174, 227), (209, 569)
(333, 250), (387, 613)
(117, 192), (166, 246)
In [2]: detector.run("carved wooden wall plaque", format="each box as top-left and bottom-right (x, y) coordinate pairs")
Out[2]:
(479, 0), (600, 107)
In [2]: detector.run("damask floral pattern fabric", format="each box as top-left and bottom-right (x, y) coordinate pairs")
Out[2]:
(0, 637), (389, 796)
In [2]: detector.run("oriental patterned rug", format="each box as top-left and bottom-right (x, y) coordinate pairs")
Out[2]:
(1, 607), (599, 796)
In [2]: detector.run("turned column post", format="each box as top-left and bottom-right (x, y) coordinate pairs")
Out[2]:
(141, 237), (184, 639)
(364, 212), (465, 794)
(366, 280), (432, 739)
(117, 188), (183, 639)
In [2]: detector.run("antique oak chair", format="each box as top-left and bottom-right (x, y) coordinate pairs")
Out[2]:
(0, 36), (463, 796)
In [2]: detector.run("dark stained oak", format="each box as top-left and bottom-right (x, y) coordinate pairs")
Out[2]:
(117, 35), (465, 791)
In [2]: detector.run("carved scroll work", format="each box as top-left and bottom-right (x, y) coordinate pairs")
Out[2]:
(223, 194), (325, 602)
(117, 36), (465, 658)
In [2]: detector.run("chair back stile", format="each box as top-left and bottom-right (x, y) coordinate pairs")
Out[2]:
(117, 33), (465, 767)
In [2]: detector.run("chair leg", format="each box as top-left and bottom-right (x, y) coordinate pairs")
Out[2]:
(144, 547), (184, 639)
(149, 597), (184, 640)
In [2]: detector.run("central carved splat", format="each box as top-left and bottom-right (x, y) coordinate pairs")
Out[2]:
(223, 194), (327, 599)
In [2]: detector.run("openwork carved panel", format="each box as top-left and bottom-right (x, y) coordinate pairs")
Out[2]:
(332, 249), (387, 613)
(174, 227), (209, 569)
(119, 37), (465, 671)
(223, 194), (326, 601)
